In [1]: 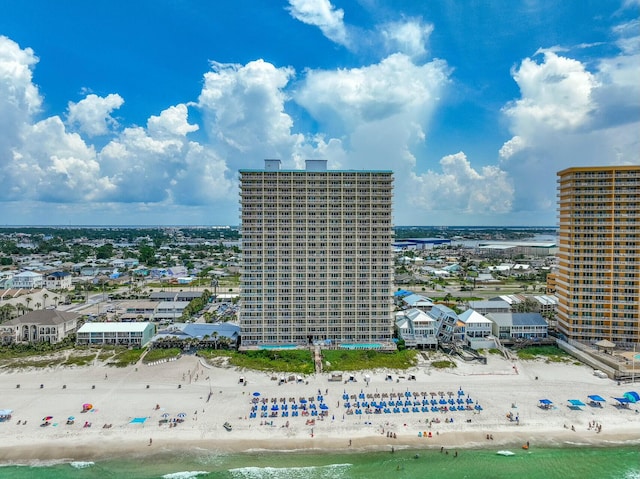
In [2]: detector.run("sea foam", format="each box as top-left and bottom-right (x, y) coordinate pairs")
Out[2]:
(70, 461), (95, 469)
(162, 471), (209, 479)
(229, 463), (352, 479)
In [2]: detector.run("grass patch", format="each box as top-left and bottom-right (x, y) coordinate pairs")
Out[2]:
(63, 353), (97, 367)
(107, 348), (145, 367)
(2, 358), (61, 369)
(199, 349), (314, 374)
(322, 350), (418, 372)
(431, 360), (457, 369)
(516, 345), (571, 362)
(144, 348), (181, 363)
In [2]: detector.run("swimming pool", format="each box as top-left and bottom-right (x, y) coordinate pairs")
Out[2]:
(259, 344), (298, 350)
(340, 343), (383, 350)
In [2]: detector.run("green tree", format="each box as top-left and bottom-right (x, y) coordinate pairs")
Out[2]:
(96, 243), (115, 259)
(138, 245), (157, 266)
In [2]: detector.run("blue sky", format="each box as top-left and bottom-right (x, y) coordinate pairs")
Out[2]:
(0, 0), (638, 226)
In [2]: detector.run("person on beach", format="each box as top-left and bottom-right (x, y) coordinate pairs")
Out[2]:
(149, 438), (152, 446)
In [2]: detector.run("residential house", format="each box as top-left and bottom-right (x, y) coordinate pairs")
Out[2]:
(485, 312), (548, 340)
(12, 271), (44, 289)
(458, 310), (496, 350)
(44, 271), (72, 290)
(395, 308), (438, 349)
(0, 310), (80, 344)
(466, 300), (511, 314)
(398, 293), (434, 312)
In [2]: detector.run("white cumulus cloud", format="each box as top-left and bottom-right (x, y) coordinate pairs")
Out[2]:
(503, 51), (598, 133)
(147, 104), (199, 139)
(296, 53), (449, 131)
(287, 0), (348, 47)
(380, 19), (433, 58)
(411, 152), (514, 216)
(66, 93), (124, 137)
(198, 59), (305, 169)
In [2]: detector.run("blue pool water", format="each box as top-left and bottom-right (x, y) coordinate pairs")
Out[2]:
(340, 343), (382, 350)
(259, 344), (298, 350)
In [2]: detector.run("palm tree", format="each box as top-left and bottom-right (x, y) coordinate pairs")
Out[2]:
(53, 296), (59, 307)
(0, 304), (16, 322)
(25, 297), (32, 311)
(212, 331), (219, 350)
(43, 293), (49, 308)
(36, 302), (42, 310)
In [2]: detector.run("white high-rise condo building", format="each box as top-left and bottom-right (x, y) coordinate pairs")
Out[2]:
(239, 159), (394, 349)
(556, 165), (639, 347)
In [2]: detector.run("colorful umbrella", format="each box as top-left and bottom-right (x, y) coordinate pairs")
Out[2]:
(177, 413), (186, 418)
(43, 416), (53, 421)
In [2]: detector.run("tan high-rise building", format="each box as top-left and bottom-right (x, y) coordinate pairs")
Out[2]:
(239, 159), (394, 348)
(556, 165), (640, 346)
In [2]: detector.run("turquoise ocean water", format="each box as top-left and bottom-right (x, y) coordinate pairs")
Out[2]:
(1, 446), (638, 479)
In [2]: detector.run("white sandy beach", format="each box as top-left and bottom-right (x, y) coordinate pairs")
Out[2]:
(0, 353), (639, 463)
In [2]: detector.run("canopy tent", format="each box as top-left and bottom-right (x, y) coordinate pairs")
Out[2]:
(0, 409), (13, 416)
(613, 397), (631, 408)
(568, 399), (586, 408)
(130, 417), (148, 424)
(538, 399), (553, 409)
(623, 391), (639, 403)
(587, 395), (606, 403)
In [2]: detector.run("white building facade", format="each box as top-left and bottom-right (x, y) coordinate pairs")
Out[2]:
(239, 159), (394, 348)
(13, 271), (44, 289)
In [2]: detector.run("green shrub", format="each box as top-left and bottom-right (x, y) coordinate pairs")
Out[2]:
(431, 360), (457, 369)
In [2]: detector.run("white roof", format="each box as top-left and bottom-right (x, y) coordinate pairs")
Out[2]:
(534, 295), (558, 306)
(15, 271), (43, 277)
(458, 309), (493, 324)
(78, 322), (153, 333)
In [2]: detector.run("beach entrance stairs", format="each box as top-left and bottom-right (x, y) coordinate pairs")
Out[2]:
(493, 337), (515, 360)
(451, 342), (487, 364)
(313, 345), (323, 374)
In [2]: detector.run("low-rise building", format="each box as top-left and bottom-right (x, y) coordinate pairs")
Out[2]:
(12, 271), (44, 289)
(121, 301), (158, 321)
(44, 271), (72, 290)
(395, 308), (438, 349)
(76, 322), (156, 347)
(466, 300), (511, 314)
(154, 301), (191, 322)
(532, 295), (558, 315)
(151, 322), (240, 349)
(0, 310), (80, 344)
(397, 293), (434, 312)
(486, 312), (548, 340)
(458, 309), (496, 350)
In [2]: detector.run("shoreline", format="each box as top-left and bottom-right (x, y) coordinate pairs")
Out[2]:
(1, 354), (639, 464)
(1, 433), (639, 464)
